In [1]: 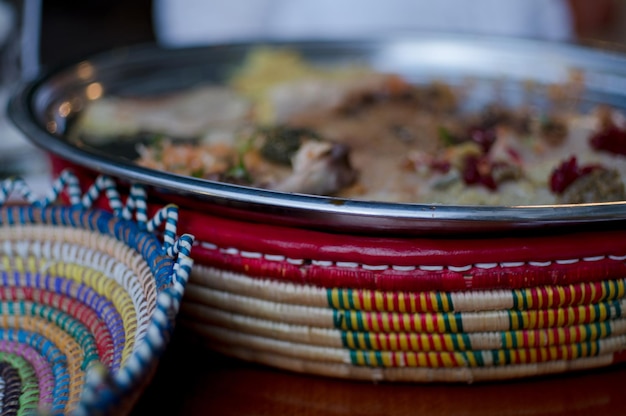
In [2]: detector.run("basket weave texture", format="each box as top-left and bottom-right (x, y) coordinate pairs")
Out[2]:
(0, 170), (194, 415)
(63, 164), (626, 383)
(176, 209), (626, 383)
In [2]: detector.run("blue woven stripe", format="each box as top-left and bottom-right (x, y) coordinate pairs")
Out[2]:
(6, 205), (15, 226)
(1, 205), (174, 290)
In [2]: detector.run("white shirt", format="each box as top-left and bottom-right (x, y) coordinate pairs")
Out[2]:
(153, 0), (574, 47)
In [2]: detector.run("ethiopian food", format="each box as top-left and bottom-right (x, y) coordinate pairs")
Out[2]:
(72, 48), (626, 206)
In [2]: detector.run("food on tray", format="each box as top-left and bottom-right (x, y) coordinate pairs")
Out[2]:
(72, 48), (626, 206)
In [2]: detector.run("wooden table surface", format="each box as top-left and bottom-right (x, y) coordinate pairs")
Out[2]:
(131, 325), (626, 416)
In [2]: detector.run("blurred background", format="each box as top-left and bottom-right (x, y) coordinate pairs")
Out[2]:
(39, 0), (626, 71)
(40, 0), (154, 68)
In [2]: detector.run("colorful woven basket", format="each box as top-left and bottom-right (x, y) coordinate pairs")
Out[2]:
(0, 170), (194, 415)
(54, 162), (626, 383)
(177, 210), (626, 383)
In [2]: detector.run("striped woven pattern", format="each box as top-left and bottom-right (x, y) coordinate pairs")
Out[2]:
(61, 164), (626, 382)
(173, 210), (626, 382)
(0, 171), (194, 415)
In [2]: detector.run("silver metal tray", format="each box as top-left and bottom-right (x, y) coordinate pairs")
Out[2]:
(8, 33), (626, 236)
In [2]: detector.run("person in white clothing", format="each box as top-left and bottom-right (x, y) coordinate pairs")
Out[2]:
(152, 0), (614, 47)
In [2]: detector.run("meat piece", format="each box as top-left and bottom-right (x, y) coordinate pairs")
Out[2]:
(255, 125), (322, 165)
(270, 140), (357, 196)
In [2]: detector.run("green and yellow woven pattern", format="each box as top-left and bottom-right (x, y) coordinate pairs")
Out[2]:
(182, 254), (626, 382)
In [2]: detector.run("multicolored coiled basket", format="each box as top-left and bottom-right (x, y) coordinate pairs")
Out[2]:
(178, 210), (626, 383)
(0, 171), (194, 415)
(54, 162), (626, 384)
